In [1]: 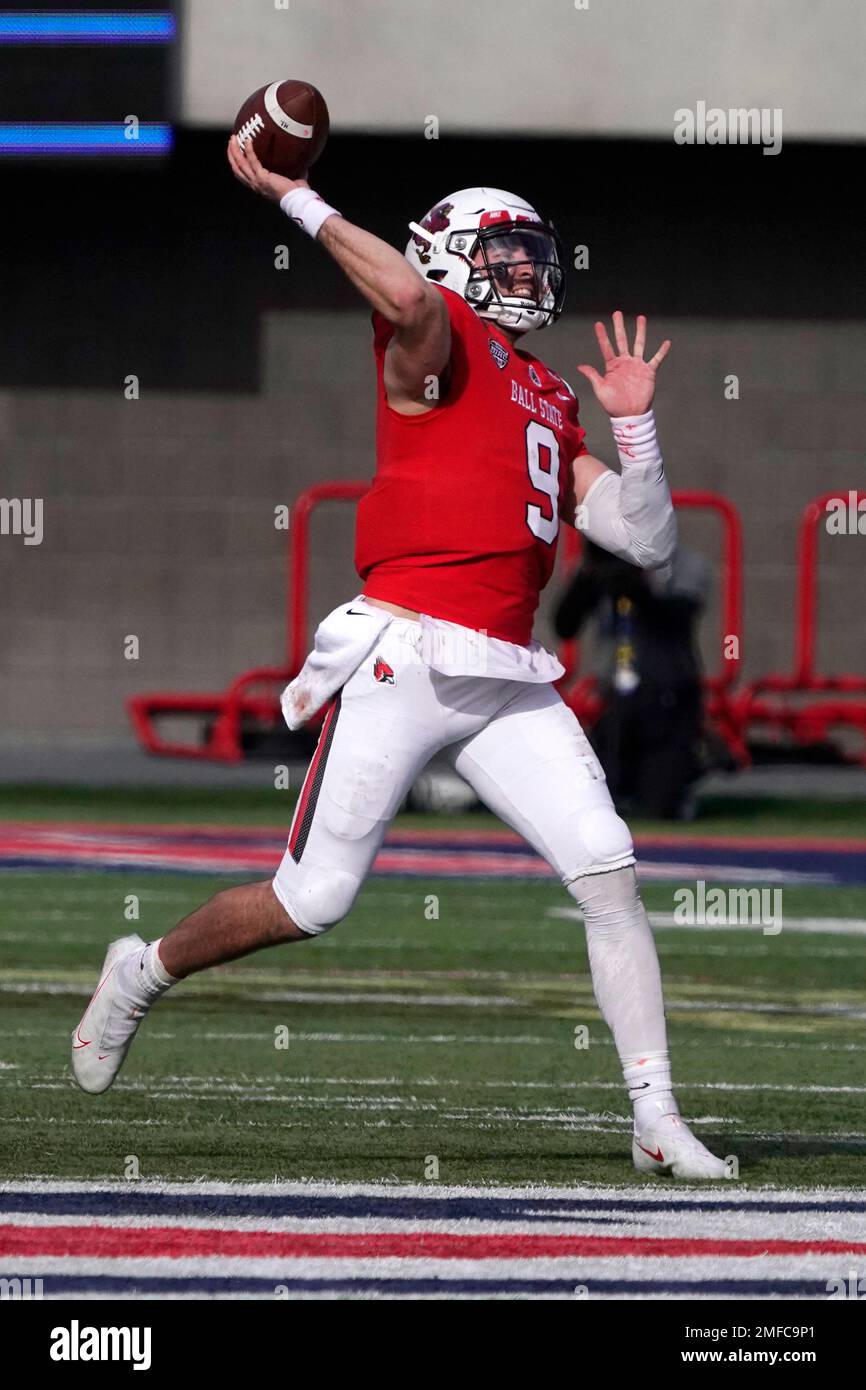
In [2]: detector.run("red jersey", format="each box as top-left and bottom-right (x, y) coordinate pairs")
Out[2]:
(354, 285), (588, 646)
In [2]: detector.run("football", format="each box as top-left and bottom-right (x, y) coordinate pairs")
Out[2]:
(233, 79), (329, 179)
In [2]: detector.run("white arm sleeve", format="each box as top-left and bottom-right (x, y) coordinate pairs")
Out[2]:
(579, 461), (678, 569)
(576, 411), (676, 568)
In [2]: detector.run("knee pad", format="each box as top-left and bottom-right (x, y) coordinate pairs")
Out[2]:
(581, 805), (634, 864)
(273, 863), (362, 937)
(566, 805), (634, 880)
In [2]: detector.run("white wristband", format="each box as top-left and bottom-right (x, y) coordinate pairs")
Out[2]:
(610, 409), (662, 469)
(279, 187), (342, 240)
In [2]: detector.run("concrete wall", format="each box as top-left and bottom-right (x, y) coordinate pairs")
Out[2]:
(184, 0), (866, 139)
(2, 311), (863, 735)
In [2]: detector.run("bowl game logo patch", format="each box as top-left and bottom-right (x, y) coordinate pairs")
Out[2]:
(489, 338), (509, 369)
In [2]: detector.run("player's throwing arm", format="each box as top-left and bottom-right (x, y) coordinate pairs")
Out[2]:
(226, 134), (450, 414)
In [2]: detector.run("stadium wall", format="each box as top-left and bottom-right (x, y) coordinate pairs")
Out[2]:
(182, 0), (866, 141)
(1, 135), (863, 736)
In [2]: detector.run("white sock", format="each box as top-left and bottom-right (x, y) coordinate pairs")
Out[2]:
(116, 938), (177, 1012)
(622, 1051), (679, 1132)
(567, 867), (678, 1132)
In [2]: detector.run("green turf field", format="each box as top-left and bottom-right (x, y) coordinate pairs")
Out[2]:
(4, 782), (866, 835)
(1, 788), (865, 1189)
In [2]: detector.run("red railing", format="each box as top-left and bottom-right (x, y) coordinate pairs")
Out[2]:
(129, 482), (863, 766)
(288, 481), (368, 674)
(734, 490), (866, 762)
(128, 482), (367, 761)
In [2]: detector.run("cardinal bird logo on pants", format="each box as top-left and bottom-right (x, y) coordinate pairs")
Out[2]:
(373, 655), (395, 684)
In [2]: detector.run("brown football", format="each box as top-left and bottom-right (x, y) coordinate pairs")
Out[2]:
(233, 79), (329, 178)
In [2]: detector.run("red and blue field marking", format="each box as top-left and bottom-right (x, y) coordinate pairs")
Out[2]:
(2, 1181), (864, 1299)
(1, 821), (864, 885)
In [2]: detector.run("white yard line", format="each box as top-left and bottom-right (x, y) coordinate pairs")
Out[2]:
(3, 978), (864, 1020)
(8, 1115), (862, 1141)
(3, 1176), (864, 1200)
(550, 907), (866, 936)
(2, 1210), (863, 1241)
(10, 1072), (866, 1096)
(6, 1028), (866, 1053)
(6, 1255), (862, 1281)
(0, 981), (521, 1007)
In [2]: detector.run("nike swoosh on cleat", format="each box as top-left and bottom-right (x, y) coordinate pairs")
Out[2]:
(72, 960), (120, 1052)
(630, 1082), (651, 1091)
(636, 1142), (665, 1162)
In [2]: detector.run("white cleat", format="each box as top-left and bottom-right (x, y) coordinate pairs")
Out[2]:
(71, 934), (148, 1094)
(632, 1112), (730, 1180)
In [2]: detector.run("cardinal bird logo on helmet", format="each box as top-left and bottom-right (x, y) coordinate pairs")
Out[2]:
(411, 202), (453, 263)
(373, 656), (395, 684)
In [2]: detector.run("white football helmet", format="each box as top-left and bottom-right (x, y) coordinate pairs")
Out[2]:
(404, 186), (565, 334)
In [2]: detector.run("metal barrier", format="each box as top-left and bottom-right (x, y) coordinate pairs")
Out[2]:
(128, 481), (366, 761)
(129, 482), (750, 764)
(734, 490), (866, 763)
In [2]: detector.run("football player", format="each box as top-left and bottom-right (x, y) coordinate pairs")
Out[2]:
(70, 141), (728, 1180)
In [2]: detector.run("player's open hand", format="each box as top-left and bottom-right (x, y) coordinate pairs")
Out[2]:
(226, 134), (309, 203)
(576, 312), (670, 417)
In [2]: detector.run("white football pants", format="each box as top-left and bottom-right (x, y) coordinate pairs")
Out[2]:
(273, 616), (636, 935)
